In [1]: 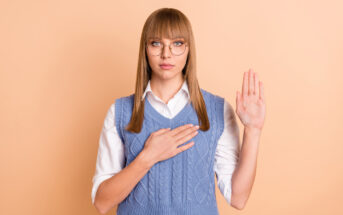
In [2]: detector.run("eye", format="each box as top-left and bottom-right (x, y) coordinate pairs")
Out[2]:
(174, 41), (184, 46)
(150, 41), (161, 46)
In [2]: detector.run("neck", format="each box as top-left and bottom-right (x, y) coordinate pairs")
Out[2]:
(150, 75), (185, 104)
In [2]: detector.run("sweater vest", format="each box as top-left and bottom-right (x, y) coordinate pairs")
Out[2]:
(114, 88), (224, 215)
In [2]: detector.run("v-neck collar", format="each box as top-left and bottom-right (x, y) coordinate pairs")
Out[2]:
(144, 95), (193, 125)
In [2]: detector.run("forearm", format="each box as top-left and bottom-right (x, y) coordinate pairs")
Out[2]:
(94, 150), (155, 214)
(230, 127), (261, 209)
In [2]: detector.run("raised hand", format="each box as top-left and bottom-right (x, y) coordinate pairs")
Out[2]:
(236, 69), (266, 131)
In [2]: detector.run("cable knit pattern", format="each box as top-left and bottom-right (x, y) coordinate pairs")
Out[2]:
(115, 88), (224, 215)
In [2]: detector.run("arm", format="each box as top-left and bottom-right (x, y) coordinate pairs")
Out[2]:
(230, 69), (266, 210)
(94, 150), (154, 214)
(230, 127), (261, 210)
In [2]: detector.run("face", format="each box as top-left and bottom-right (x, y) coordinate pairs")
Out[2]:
(146, 37), (189, 81)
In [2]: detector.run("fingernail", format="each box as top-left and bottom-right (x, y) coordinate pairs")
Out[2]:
(195, 125), (199, 129)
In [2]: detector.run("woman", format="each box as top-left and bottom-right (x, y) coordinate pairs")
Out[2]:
(92, 7), (266, 214)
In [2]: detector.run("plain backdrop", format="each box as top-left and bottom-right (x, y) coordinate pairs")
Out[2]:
(1, 0), (342, 214)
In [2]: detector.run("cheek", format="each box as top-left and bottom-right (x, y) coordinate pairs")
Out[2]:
(176, 56), (188, 68)
(147, 55), (158, 67)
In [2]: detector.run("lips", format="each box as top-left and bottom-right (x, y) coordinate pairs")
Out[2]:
(160, 63), (174, 66)
(159, 63), (174, 70)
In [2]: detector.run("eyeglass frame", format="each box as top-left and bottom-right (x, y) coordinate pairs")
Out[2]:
(145, 40), (188, 56)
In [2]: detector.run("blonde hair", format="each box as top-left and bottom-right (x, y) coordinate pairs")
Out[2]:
(125, 7), (210, 133)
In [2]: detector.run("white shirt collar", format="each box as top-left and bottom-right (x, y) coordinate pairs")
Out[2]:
(141, 79), (190, 101)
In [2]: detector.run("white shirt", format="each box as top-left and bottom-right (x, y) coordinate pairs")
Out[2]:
(91, 80), (240, 206)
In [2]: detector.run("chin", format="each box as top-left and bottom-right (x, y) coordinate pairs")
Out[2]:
(158, 71), (178, 79)
(151, 67), (181, 79)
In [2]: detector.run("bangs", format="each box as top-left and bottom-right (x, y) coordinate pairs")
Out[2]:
(145, 11), (190, 43)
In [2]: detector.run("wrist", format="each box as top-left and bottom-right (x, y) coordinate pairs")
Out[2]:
(244, 126), (262, 136)
(138, 150), (156, 169)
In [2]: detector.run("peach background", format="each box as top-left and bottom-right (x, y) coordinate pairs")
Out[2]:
(1, 0), (342, 214)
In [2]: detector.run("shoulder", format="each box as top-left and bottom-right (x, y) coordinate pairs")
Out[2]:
(115, 93), (135, 103)
(200, 88), (235, 117)
(200, 88), (225, 104)
(102, 102), (116, 130)
(223, 98), (236, 122)
(114, 93), (135, 109)
(113, 93), (135, 118)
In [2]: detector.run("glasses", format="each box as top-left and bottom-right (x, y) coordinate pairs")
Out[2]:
(146, 40), (188, 56)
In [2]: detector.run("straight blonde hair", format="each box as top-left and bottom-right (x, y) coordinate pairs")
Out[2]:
(125, 8), (210, 133)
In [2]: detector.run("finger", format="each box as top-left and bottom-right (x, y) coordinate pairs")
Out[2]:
(174, 125), (198, 142)
(259, 81), (265, 102)
(254, 72), (259, 97)
(175, 129), (198, 146)
(169, 123), (193, 136)
(154, 127), (171, 135)
(249, 68), (254, 95)
(242, 71), (248, 97)
(175, 141), (194, 154)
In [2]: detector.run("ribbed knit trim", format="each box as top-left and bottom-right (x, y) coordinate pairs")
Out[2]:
(117, 201), (219, 215)
(144, 92), (193, 125)
(114, 96), (125, 144)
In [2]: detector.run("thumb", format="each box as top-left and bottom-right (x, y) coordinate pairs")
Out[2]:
(155, 127), (171, 135)
(236, 91), (240, 102)
(236, 91), (242, 108)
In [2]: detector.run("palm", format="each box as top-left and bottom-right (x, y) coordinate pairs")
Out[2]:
(236, 69), (266, 130)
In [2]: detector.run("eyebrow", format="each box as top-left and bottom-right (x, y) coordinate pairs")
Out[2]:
(148, 37), (185, 40)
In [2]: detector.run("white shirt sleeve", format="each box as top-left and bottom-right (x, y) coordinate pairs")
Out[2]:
(214, 99), (241, 205)
(91, 102), (125, 205)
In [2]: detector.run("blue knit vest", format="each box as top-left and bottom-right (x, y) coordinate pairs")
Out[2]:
(114, 88), (224, 215)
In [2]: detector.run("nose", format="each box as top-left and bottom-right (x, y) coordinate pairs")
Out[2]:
(161, 44), (172, 58)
